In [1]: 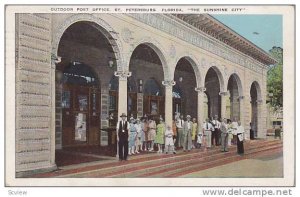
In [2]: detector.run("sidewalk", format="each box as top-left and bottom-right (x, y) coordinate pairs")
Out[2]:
(181, 152), (283, 178)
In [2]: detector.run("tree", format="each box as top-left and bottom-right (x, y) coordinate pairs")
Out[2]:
(267, 47), (283, 108)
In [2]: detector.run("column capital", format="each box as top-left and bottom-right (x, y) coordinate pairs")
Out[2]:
(114, 70), (132, 80)
(51, 54), (61, 67)
(219, 91), (229, 96)
(162, 80), (176, 88)
(195, 87), (206, 92)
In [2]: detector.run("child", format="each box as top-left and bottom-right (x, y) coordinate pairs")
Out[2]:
(154, 118), (165, 153)
(165, 125), (176, 154)
(196, 128), (203, 149)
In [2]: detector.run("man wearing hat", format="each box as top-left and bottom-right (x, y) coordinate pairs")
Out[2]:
(116, 113), (130, 161)
(212, 115), (221, 146)
(183, 115), (193, 152)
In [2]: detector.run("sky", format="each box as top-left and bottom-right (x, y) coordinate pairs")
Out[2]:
(212, 15), (282, 53)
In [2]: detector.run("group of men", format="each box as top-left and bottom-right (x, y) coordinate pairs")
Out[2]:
(117, 112), (245, 161)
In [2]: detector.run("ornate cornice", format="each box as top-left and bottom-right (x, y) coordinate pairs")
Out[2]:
(127, 13), (266, 73)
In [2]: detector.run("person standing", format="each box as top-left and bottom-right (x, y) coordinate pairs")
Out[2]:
(143, 116), (149, 151)
(236, 121), (245, 155)
(135, 118), (142, 153)
(176, 114), (185, 148)
(220, 118), (229, 152)
(212, 115), (221, 146)
(128, 117), (137, 155)
(203, 118), (213, 149)
(165, 125), (176, 154)
(183, 115), (193, 152)
(155, 118), (165, 153)
(148, 117), (156, 151)
(191, 118), (198, 149)
(231, 118), (238, 145)
(227, 119), (233, 146)
(250, 122), (254, 140)
(172, 119), (177, 149)
(116, 113), (130, 161)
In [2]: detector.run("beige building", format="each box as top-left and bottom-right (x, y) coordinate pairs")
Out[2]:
(15, 13), (276, 176)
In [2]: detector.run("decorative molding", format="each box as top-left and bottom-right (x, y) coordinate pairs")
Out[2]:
(162, 80), (176, 87)
(121, 28), (134, 43)
(195, 87), (206, 92)
(52, 14), (124, 69)
(169, 44), (176, 58)
(128, 14), (266, 73)
(114, 70), (132, 80)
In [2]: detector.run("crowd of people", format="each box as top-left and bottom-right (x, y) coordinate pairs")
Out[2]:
(116, 113), (245, 161)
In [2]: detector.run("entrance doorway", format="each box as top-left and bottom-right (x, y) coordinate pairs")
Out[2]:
(61, 62), (101, 147)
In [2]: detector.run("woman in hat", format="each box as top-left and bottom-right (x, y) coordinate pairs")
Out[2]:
(148, 117), (156, 151)
(128, 117), (137, 155)
(155, 118), (165, 153)
(192, 117), (198, 149)
(135, 118), (142, 154)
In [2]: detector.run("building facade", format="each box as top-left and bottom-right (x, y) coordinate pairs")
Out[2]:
(15, 13), (276, 175)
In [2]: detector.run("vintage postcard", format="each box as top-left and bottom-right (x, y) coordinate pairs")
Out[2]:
(5, 4), (295, 187)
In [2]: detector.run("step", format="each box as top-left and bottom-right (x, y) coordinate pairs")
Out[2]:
(61, 141), (282, 178)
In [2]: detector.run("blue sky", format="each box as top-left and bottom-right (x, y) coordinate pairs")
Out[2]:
(212, 15), (282, 53)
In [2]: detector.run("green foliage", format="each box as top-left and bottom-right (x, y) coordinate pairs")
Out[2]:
(267, 47), (283, 108)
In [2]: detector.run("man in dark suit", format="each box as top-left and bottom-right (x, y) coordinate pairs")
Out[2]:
(116, 113), (130, 161)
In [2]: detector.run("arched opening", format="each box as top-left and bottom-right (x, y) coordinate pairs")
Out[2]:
(174, 57), (198, 119)
(250, 82), (261, 138)
(129, 44), (165, 121)
(55, 21), (119, 163)
(227, 74), (242, 121)
(204, 67), (222, 119)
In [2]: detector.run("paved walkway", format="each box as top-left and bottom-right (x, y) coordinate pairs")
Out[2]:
(30, 139), (283, 178)
(181, 152), (283, 178)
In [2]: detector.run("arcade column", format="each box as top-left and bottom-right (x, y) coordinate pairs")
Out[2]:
(114, 70), (131, 157)
(162, 80), (175, 128)
(219, 91), (229, 119)
(195, 87), (206, 128)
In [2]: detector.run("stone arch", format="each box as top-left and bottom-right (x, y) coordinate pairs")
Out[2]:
(204, 65), (225, 92)
(250, 80), (262, 100)
(173, 55), (202, 88)
(52, 14), (123, 68)
(227, 73), (243, 96)
(129, 37), (170, 81)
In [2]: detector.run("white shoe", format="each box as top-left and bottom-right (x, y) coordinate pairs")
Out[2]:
(136, 151), (140, 154)
(128, 153), (132, 155)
